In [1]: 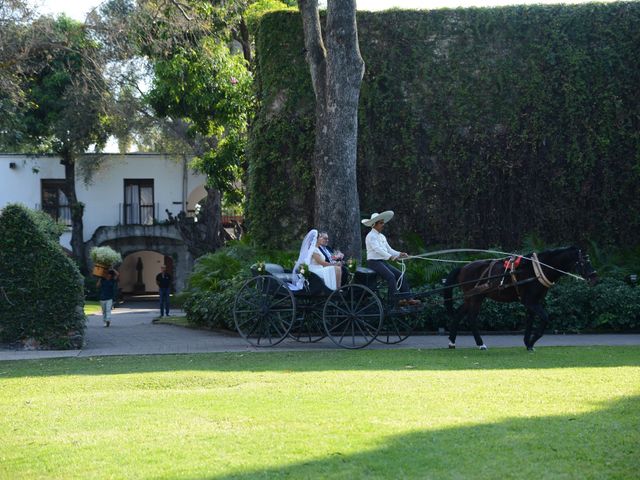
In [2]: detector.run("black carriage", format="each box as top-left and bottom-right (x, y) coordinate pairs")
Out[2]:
(233, 263), (421, 349)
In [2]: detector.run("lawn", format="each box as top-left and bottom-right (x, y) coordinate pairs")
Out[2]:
(1, 347), (638, 479)
(83, 300), (102, 315)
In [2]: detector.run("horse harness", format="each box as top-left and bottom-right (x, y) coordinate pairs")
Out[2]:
(465, 253), (554, 299)
(531, 252), (555, 288)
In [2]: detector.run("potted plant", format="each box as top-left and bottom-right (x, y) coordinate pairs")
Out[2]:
(90, 246), (122, 278)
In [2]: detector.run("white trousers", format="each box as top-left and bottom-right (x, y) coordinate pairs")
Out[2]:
(100, 299), (113, 322)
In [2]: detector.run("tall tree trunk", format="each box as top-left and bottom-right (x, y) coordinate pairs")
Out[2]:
(203, 186), (223, 251)
(60, 155), (86, 273)
(299, 0), (364, 258)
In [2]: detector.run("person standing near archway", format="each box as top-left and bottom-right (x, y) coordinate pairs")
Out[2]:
(156, 265), (172, 317)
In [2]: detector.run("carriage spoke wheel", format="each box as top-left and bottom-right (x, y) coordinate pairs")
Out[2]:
(375, 311), (415, 344)
(234, 275), (295, 347)
(289, 308), (326, 343)
(323, 284), (383, 349)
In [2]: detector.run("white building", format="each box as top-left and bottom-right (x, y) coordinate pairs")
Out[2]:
(0, 153), (208, 293)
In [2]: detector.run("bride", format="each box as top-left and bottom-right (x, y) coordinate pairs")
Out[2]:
(290, 229), (341, 291)
(309, 233), (342, 290)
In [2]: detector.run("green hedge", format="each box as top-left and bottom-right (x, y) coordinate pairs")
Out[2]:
(183, 243), (640, 333)
(0, 204), (85, 349)
(248, 3), (640, 251)
(182, 242), (298, 330)
(417, 277), (640, 334)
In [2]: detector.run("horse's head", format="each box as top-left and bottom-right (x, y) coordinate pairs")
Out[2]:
(575, 249), (598, 286)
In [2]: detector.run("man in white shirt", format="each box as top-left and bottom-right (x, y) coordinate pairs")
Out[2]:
(362, 211), (420, 306)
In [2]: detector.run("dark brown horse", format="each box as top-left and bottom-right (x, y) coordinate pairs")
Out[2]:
(443, 247), (598, 351)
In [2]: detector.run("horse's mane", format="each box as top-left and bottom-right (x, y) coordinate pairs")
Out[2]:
(535, 246), (579, 257)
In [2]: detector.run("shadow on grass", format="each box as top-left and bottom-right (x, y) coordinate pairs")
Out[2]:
(1, 346), (639, 378)
(206, 395), (640, 480)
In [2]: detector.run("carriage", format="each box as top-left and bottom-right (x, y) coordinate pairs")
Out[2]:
(233, 262), (423, 349)
(233, 229), (598, 351)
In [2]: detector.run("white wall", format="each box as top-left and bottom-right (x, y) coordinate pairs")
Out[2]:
(0, 153), (207, 249)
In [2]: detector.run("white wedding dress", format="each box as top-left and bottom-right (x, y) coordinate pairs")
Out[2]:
(309, 247), (337, 290)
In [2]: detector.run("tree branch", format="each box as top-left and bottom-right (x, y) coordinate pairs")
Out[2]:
(298, 0), (326, 102)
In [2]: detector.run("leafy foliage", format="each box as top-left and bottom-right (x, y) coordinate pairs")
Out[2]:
(182, 241), (297, 329)
(248, 4), (640, 252)
(0, 204), (85, 348)
(89, 246), (122, 267)
(416, 275), (640, 334)
(12, 15), (110, 156)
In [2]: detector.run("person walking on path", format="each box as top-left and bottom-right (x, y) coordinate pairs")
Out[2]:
(97, 269), (119, 327)
(156, 265), (172, 317)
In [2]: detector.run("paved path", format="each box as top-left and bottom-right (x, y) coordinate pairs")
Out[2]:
(1, 303), (639, 361)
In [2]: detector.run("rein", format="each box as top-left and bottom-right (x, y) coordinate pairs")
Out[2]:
(395, 248), (586, 291)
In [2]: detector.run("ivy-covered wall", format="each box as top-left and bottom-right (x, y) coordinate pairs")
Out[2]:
(247, 3), (640, 250)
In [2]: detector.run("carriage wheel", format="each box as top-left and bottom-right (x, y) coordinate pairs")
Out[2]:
(289, 309), (326, 343)
(233, 275), (295, 347)
(323, 284), (383, 349)
(375, 311), (415, 344)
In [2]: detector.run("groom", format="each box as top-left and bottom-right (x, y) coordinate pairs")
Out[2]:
(317, 231), (349, 280)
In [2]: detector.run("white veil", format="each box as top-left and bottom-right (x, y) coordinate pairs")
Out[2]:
(289, 229), (318, 291)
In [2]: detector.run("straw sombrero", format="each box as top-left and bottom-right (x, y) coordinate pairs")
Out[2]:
(361, 211), (394, 227)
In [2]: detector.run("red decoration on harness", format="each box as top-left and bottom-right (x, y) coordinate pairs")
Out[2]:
(503, 256), (522, 270)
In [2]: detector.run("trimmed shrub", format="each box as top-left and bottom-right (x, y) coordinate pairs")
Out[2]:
(0, 204), (85, 348)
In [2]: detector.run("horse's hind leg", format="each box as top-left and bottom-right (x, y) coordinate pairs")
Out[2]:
(447, 304), (467, 347)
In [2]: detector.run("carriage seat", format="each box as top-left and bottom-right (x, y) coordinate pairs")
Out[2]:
(260, 263), (298, 284)
(252, 262), (332, 295)
(353, 267), (379, 290)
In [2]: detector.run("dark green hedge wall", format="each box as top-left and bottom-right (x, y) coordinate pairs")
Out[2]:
(0, 204), (85, 349)
(247, 3), (640, 250)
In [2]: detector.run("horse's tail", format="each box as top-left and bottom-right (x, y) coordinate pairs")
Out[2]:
(443, 267), (462, 314)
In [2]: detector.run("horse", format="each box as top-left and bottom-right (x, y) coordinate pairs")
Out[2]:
(442, 246), (598, 351)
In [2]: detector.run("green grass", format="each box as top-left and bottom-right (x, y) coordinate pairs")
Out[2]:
(1, 347), (639, 479)
(83, 300), (102, 315)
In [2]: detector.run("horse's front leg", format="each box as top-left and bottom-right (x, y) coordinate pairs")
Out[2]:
(523, 307), (536, 350)
(527, 303), (549, 351)
(467, 307), (487, 349)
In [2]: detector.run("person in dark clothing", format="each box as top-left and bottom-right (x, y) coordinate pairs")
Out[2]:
(97, 269), (119, 327)
(156, 265), (172, 317)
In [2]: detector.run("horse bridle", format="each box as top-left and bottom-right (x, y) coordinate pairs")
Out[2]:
(576, 249), (597, 281)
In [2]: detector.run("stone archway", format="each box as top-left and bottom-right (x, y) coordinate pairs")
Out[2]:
(85, 225), (193, 292)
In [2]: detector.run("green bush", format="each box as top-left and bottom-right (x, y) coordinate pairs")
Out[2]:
(430, 276), (640, 334)
(182, 241), (297, 330)
(183, 237), (640, 334)
(0, 204), (85, 348)
(83, 275), (99, 301)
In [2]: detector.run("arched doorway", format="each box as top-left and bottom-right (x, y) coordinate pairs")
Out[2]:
(119, 250), (174, 294)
